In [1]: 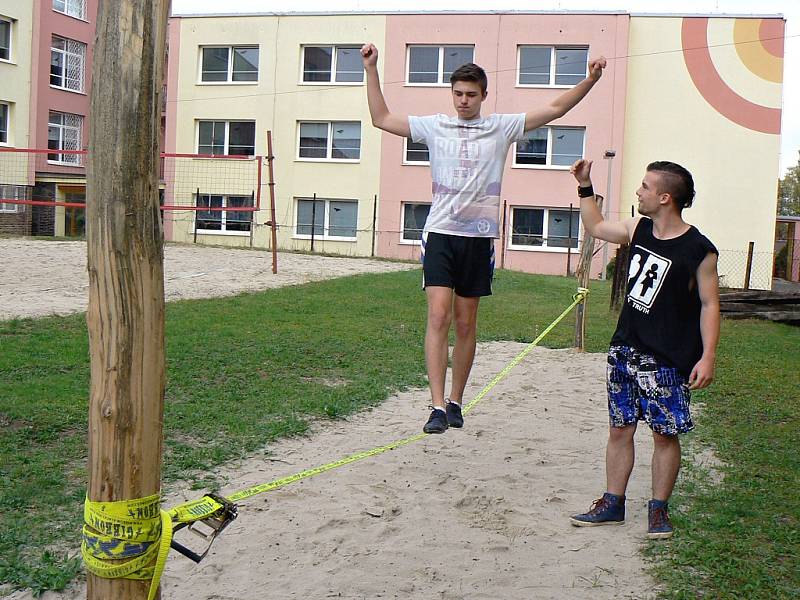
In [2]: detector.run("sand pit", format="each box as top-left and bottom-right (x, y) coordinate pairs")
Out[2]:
(2, 239), (666, 599)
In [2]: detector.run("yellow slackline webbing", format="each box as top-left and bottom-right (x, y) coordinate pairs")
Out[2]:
(82, 287), (588, 593)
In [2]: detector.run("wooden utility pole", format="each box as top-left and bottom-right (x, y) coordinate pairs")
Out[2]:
(86, 1), (170, 599)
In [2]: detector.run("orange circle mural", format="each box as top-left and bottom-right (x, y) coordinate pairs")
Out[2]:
(681, 17), (782, 135)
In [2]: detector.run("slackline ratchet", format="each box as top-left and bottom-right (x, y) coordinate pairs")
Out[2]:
(82, 287), (589, 597)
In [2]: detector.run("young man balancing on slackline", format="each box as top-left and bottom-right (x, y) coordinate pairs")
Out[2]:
(361, 42), (606, 434)
(569, 159), (720, 538)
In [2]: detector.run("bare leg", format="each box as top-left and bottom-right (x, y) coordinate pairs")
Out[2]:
(651, 432), (681, 501)
(424, 286), (453, 409)
(449, 294), (480, 404)
(606, 424), (637, 496)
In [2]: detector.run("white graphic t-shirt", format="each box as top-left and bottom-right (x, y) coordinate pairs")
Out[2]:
(409, 113), (526, 238)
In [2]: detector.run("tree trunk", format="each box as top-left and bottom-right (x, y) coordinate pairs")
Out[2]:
(574, 196), (602, 351)
(86, 1), (170, 599)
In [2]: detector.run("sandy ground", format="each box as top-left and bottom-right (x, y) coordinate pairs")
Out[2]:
(0, 239), (417, 321)
(2, 239), (670, 599)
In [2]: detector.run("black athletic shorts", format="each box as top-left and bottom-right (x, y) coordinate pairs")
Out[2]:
(421, 231), (495, 297)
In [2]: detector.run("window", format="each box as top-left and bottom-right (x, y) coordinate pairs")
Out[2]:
(511, 207), (579, 249)
(297, 121), (360, 161)
(404, 139), (429, 164)
(402, 203), (430, 242)
(197, 121), (255, 156)
(0, 103), (8, 144)
(0, 185), (25, 213)
(0, 18), (10, 61)
(53, 0), (87, 20)
(196, 194), (253, 233)
(407, 45), (474, 85)
(51, 35), (86, 92)
(47, 111), (83, 164)
(302, 46), (363, 83)
(296, 198), (358, 239)
(200, 46), (259, 82)
(518, 46), (588, 86)
(514, 127), (585, 168)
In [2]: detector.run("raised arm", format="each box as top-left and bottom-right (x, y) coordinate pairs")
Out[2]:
(688, 252), (720, 390)
(524, 57), (607, 131)
(361, 43), (411, 138)
(571, 159), (636, 245)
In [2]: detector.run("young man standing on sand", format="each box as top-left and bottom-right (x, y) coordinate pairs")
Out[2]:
(360, 43), (606, 434)
(569, 159), (720, 538)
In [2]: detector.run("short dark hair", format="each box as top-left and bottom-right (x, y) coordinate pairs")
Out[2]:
(646, 161), (696, 209)
(450, 63), (488, 95)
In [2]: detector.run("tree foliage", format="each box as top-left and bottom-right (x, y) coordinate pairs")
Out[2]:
(778, 151), (800, 216)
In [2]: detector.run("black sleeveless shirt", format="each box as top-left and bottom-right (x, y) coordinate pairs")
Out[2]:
(611, 218), (718, 377)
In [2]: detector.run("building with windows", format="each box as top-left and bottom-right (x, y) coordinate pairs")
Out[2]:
(0, 0), (97, 237)
(165, 10), (784, 286)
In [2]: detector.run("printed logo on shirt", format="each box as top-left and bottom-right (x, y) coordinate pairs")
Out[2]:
(626, 245), (672, 312)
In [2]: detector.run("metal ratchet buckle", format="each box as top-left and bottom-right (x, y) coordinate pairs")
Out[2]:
(170, 493), (239, 563)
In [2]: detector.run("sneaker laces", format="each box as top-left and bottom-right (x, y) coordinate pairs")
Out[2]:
(650, 505), (670, 529)
(588, 497), (610, 515)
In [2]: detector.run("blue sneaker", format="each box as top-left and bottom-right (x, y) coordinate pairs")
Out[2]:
(647, 500), (674, 539)
(423, 408), (448, 434)
(445, 400), (463, 428)
(570, 493), (626, 527)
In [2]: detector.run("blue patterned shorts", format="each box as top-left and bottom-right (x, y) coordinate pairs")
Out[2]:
(606, 345), (694, 436)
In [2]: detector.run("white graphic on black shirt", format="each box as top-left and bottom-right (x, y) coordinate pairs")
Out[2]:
(627, 245), (672, 310)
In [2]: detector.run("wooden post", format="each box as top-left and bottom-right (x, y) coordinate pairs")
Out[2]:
(266, 131), (278, 274)
(610, 244), (630, 310)
(86, 1), (170, 599)
(574, 196), (602, 350)
(744, 241), (755, 290)
(371, 194), (377, 257)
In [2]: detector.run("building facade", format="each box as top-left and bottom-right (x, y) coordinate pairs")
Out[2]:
(165, 11), (784, 286)
(1, 9), (785, 288)
(0, 0), (98, 237)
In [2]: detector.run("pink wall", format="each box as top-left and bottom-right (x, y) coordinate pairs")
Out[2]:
(32, 0), (98, 174)
(376, 12), (629, 277)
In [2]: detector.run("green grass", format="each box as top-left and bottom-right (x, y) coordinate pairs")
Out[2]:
(0, 267), (797, 598)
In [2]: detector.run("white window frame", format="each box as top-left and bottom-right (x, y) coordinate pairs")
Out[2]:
(50, 35), (86, 93)
(0, 185), (24, 213)
(47, 111), (83, 165)
(508, 206), (581, 253)
(516, 45), (589, 88)
(194, 193), (254, 236)
(0, 17), (12, 62)
(400, 202), (431, 244)
(198, 45), (259, 84)
(0, 102), (9, 145)
(195, 120), (256, 156)
(52, 0), (88, 21)
(300, 45), (364, 85)
(512, 126), (586, 170)
(296, 121), (361, 163)
(405, 44), (475, 87)
(294, 197), (359, 241)
(402, 138), (429, 166)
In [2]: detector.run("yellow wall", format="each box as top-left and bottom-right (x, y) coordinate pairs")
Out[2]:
(0, 0), (34, 183)
(171, 15), (386, 255)
(622, 17), (783, 289)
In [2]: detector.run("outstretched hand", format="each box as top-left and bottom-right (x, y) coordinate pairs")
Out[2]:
(361, 43), (378, 68)
(588, 56), (607, 81)
(570, 159), (593, 187)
